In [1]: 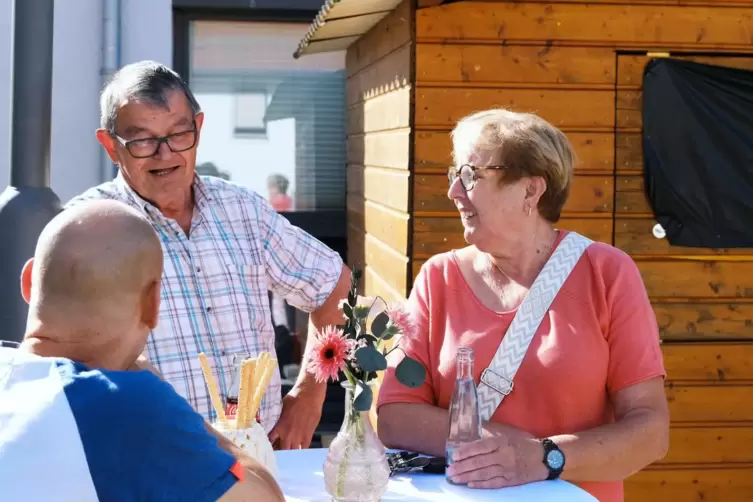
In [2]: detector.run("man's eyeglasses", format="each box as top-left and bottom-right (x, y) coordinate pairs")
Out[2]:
(448, 163), (506, 191)
(111, 123), (198, 159)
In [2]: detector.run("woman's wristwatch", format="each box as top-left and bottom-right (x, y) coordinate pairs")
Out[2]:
(541, 438), (566, 480)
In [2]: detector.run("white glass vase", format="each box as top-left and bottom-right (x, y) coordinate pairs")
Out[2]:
(323, 382), (390, 501)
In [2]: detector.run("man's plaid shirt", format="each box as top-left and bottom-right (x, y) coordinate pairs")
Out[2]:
(65, 174), (343, 430)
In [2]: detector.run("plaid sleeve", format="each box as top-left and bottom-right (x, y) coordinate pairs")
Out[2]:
(63, 185), (121, 209)
(253, 193), (343, 313)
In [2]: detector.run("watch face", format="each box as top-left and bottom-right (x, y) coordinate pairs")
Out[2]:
(546, 450), (565, 470)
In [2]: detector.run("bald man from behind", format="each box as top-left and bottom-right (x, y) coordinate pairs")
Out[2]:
(0, 200), (284, 502)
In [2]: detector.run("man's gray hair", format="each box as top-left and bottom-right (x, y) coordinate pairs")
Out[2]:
(100, 60), (201, 132)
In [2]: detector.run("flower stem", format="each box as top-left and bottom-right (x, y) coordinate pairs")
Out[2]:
(343, 367), (356, 386)
(383, 343), (402, 358)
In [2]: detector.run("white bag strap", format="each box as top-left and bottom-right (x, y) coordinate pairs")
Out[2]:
(477, 232), (593, 422)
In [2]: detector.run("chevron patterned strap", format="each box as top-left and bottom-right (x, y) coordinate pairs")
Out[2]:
(477, 232), (594, 422)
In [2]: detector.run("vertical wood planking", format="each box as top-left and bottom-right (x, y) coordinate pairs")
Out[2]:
(409, 2), (753, 501)
(345, 0), (415, 432)
(346, 0), (414, 303)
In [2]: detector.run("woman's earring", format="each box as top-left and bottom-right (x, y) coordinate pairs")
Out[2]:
(526, 205), (532, 217)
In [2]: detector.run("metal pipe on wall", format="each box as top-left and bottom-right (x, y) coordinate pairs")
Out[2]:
(10, 0), (53, 188)
(100, 0), (121, 182)
(0, 0), (62, 343)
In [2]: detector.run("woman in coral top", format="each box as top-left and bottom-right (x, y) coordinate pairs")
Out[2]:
(376, 109), (669, 502)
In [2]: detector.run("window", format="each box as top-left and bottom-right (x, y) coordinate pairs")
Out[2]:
(187, 20), (347, 215)
(234, 92), (270, 138)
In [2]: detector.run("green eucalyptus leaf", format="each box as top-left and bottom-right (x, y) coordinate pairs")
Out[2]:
(370, 312), (390, 338)
(343, 303), (353, 319)
(395, 356), (426, 388)
(353, 381), (373, 412)
(348, 291), (357, 307)
(355, 345), (387, 372)
(380, 325), (398, 341)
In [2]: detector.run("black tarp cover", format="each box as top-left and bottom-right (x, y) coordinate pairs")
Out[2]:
(642, 58), (753, 248)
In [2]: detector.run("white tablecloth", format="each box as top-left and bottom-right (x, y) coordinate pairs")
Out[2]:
(275, 449), (598, 502)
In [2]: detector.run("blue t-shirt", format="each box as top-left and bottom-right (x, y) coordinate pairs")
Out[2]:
(0, 348), (238, 501)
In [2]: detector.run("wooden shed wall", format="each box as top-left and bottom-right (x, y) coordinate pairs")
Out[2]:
(345, 0), (414, 303)
(413, 2), (753, 501)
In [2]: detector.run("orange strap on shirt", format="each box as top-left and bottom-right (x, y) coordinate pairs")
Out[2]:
(230, 460), (245, 482)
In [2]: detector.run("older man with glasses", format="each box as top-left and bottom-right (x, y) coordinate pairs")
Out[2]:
(66, 60), (351, 451)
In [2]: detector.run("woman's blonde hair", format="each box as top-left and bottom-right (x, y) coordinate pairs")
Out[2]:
(450, 108), (575, 223)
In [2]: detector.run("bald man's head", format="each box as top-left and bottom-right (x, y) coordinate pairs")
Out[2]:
(20, 200), (163, 369)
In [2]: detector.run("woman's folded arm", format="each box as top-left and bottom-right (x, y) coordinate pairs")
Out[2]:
(552, 376), (670, 482)
(378, 402), (449, 458)
(378, 402), (536, 459)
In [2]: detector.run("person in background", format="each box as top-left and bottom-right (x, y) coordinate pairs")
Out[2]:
(0, 200), (283, 502)
(267, 173), (293, 213)
(377, 109), (669, 502)
(65, 61), (351, 450)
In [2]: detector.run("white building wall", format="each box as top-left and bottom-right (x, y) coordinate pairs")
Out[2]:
(0, 0), (14, 193)
(0, 0), (172, 204)
(50, 0), (104, 204)
(121, 0), (173, 68)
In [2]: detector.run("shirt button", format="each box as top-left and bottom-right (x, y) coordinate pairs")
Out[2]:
(196, 267), (201, 273)
(206, 307), (212, 312)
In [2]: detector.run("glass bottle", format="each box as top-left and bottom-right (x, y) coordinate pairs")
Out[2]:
(224, 353), (247, 420)
(445, 347), (482, 481)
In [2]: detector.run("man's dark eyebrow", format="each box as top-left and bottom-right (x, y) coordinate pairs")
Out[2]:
(120, 126), (149, 137)
(172, 116), (193, 128)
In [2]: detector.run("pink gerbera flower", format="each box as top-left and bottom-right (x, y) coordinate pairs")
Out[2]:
(307, 325), (352, 383)
(385, 302), (417, 339)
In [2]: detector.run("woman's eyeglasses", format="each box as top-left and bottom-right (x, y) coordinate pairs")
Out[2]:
(447, 164), (506, 191)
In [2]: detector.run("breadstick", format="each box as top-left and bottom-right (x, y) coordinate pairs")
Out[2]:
(241, 358), (257, 428)
(198, 353), (227, 424)
(249, 356), (276, 421)
(245, 353), (262, 422)
(238, 358), (256, 429)
(236, 358), (247, 428)
(236, 359), (249, 428)
(250, 353), (269, 401)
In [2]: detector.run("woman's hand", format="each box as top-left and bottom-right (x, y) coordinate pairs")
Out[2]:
(446, 434), (549, 489)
